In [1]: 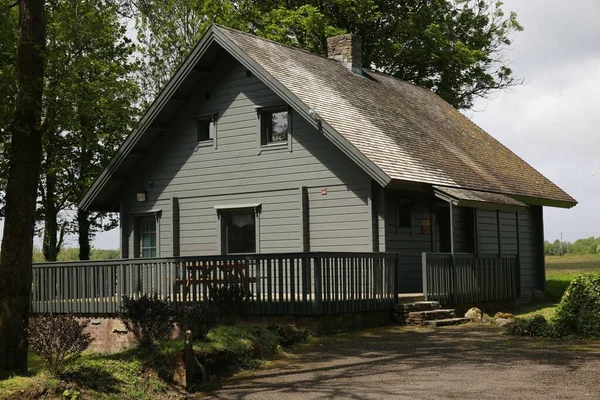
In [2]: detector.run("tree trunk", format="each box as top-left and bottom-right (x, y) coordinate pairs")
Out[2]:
(78, 208), (91, 260)
(0, 0), (46, 374)
(42, 163), (58, 261)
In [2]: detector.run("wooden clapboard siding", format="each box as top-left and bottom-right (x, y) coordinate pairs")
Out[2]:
(519, 206), (545, 290)
(122, 57), (372, 256)
(384, 192), (432, 293)
(476, 209), (499, 256)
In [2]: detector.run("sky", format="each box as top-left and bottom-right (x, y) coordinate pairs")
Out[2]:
(16, 0), (600, 250)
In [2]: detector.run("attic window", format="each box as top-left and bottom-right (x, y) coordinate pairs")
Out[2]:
(195, 115), (216, 143)
(260, 107), (290, 145)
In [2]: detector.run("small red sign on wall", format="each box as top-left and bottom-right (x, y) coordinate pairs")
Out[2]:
(422, 219), (431, 235)
(321, 187), (327, 195)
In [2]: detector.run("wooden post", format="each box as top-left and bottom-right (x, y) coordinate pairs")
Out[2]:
(422, 252), (428, 301)
(184, 331), (196, 391)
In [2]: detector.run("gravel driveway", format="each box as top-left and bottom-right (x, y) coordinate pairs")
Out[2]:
(205, 325), (600, 400)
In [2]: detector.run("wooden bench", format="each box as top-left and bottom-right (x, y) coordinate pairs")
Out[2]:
(175, 260), (257, 301)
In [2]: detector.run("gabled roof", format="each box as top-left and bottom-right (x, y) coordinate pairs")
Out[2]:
(79, 25), (576, 211)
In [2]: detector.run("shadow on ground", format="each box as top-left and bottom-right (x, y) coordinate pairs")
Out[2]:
(204, 325), (600, 400)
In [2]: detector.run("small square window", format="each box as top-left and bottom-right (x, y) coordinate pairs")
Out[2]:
(195, 117), (213, 142)
(396, 202), (413, 232)
(260, 107), (289, 145)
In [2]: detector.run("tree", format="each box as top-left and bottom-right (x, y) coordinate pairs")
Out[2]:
(134, 0), (523, 110)
(38, 0), (139, 260)
(0, 0), (47, 374)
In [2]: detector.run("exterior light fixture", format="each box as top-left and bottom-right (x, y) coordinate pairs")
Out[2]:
(136, 191), (147, 202)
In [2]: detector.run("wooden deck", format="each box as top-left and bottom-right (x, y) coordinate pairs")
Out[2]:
(31, 252), (399, 316)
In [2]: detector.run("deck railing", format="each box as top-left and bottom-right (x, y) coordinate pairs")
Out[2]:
(31, 252), (399, 316)
(421, 253), (519, 304)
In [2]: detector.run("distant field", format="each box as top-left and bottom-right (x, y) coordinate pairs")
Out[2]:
(545, 254), (600, 302)
(513, 255), (600, 318)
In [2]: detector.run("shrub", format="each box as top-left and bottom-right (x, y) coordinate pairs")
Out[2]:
(268, 324), (310, 347)
(28, 313), (93, 375)
(119, 295), (173, 346)
(175, 302), (220, 341)
(553, 274), (600, 339)
(210, 284), (253, 316)
(505, 315), (552, 337)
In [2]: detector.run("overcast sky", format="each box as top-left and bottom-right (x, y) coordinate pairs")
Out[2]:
(23, 0), (600, 249)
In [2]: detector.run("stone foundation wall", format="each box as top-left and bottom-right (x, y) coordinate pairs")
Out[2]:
(31, 310), (392, 353)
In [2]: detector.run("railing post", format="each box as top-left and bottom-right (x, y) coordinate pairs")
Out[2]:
(394, 253), (400, 301)
(450, 253), (456, 304)
(314, 254), (323, 315)
(421, 252), (428, 301)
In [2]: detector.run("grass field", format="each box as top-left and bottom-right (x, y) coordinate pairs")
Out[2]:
(513, 254), (600, 319)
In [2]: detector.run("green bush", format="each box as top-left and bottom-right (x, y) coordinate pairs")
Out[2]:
(175, 302), (220, 341)
(505, 315), (552, 337)
(210, 283), (253, 316)
(119, 295), (173, 346)
(28, 313), (93, 375)
(553, 274), (600, 339)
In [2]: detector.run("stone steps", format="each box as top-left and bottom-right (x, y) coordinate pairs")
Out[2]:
(422, 318), (471, 327)
(394, 297), (468, 327)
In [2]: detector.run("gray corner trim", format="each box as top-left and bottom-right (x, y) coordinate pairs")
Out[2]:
(171, 197), (180, 257)
(213, 28), (391, 188)
(213, 203), (261, 211)
(216, 212), (223, 255)
(288, 106), (293, 153)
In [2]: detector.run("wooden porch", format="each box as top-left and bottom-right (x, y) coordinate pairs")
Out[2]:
(422, 252), (520, 304)
(31, 252), (399, 316)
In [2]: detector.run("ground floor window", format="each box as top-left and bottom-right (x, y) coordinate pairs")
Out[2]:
(221, 210), (256, 254)
(134, 215), (158, 258)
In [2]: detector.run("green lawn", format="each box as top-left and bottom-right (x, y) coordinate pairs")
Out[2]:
(512, 254), (600, 319)
(0, 325), (281, 400)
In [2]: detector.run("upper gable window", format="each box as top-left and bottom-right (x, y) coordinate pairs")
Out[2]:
(195, 116), (214, 143)
(260, 107), (289, 145)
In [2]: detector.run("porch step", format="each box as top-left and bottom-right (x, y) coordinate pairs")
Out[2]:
(395, 301), (440, 313)
(397, 293), (426, 304)
(405, 309), (456, 324)
(422, 317), (470, 327)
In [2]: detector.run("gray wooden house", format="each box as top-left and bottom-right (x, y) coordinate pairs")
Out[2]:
(32, 26), (575, 317)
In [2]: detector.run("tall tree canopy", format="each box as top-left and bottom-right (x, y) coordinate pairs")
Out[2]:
(135, 0), (523, 110)
(40, 0), (139, 260)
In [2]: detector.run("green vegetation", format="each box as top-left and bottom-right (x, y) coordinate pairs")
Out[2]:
(544, 237), (600, 256)
(511, 254), (600, 319)
(0, 325), (281, 399)
(32, 247), (120, 263)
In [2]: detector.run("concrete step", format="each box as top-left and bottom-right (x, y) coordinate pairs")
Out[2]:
(396, 301), (441, 313)
(397, 293), (425, 304)
(407, 309), (457, 322)
(422, 317), (470, 327)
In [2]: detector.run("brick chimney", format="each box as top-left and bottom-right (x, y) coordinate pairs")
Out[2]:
(327, 34), (363, 75)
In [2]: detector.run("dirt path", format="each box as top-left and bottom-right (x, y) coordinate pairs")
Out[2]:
(204, 325), (600, 399)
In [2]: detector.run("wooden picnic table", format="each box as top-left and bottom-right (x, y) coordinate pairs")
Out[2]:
(176, 260), (257, 300)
